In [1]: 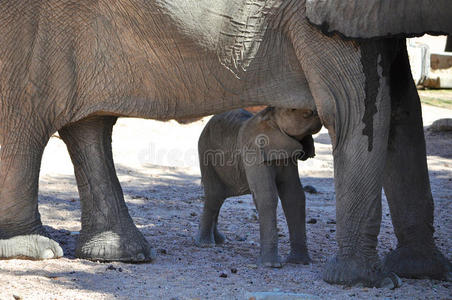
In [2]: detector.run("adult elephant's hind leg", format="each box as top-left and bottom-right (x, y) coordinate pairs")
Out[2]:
(0, 127), (63, 259)
(293, 22), (400, 287)
(382, 44), (451, 280)
(59, 116), (154, 262)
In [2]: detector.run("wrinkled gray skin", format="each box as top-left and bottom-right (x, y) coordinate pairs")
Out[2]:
(196, 108), (321, 267)
(0, 0), (451, 287)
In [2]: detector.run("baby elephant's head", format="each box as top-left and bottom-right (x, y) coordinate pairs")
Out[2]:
(272, 108), (322, 140)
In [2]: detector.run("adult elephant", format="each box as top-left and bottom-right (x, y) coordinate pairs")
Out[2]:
(0, 0), (450, 287)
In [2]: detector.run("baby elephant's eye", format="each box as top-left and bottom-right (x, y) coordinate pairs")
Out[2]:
(303, 110), (314, 118)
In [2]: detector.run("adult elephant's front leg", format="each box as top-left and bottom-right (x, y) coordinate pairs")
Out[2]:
(59, 116), (154, 262)
(292, 23), (399, 287)
(0, 125), (63, 259)
(382, 44), (451, 280)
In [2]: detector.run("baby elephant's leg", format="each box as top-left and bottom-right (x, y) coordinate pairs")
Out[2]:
(276, 163), (311, 264)
(247, 165), (281, 268)
(196, 169), (226, 247)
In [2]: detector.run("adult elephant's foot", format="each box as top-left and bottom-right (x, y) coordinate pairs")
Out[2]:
(76, 226), (155, 262)
(0, 235), (63, 259)
(323, 255), (402, 288)
(383, 245), (452, 281)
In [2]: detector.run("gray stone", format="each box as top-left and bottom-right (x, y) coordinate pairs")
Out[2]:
(245, 291), (320, 300)
(430, 119), (452, 132)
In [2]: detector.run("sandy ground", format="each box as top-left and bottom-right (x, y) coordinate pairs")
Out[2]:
(0, 104), (451, 300)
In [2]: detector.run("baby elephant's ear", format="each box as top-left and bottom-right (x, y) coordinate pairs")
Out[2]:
(252, 125), (305, 164)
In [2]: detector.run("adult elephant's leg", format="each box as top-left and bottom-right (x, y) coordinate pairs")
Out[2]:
(382, 44), (451, 280)
(0, 127), (63, 259)
(291, 22), (399, 287)
(59, 116), (154, 262)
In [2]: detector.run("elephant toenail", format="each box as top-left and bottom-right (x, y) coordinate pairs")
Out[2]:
(41, 249), (55, 259)
(379, 273), (402, 289)
(149, 248), (156, 260)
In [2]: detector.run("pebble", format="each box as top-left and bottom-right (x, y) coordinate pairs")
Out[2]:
(303, 185), (318, 194)
(429, 118), (452, 132)
(245, 291), (320, 299)
(307, 218), (317, 224)
(231, 268), (238, 274)
(219, 272), (228, 278)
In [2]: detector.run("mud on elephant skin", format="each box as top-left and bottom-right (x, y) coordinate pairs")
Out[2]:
(0, 0), (451, 287)
(196, 107), (321, 267)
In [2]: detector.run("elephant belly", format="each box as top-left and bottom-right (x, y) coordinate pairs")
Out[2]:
(214, 161), (251, 198)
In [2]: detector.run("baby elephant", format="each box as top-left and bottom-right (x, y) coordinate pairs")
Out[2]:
(195, 107), (322, 267)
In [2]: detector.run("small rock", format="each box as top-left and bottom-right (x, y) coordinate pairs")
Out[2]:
(246, 264), (258, 269)
(429, 118), (452, 132)
(106, 265), (117, 271)
(236, 236), (247, 242)
(231, 268), (238, 274)
(158, 248), (168, 254)
(13, 295), (22, 300)
(327, 219), (336, 224)
(330, 229), (335, 233)
(245, 291), (320, 299)
(303, 185), (318, 194)
(190, 212), (197, 217)
(219, 272), (228, 278)
(307, 218), (317, 224)
(118, 267), (123, 272)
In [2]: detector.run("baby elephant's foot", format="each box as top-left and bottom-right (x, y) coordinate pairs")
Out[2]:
(214, 229), (226, 244)
(194, 232), (216, 248)
(259, 255), (283, 268)
(76, 228), (154, 262)
(323, 254), (402, 288)
(286, 250), (311, 265)
(195, 229), (226, 248)
(383, 245), (452, 281)
(0, 235), (64, 259)
(259, 245), (283, 268)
